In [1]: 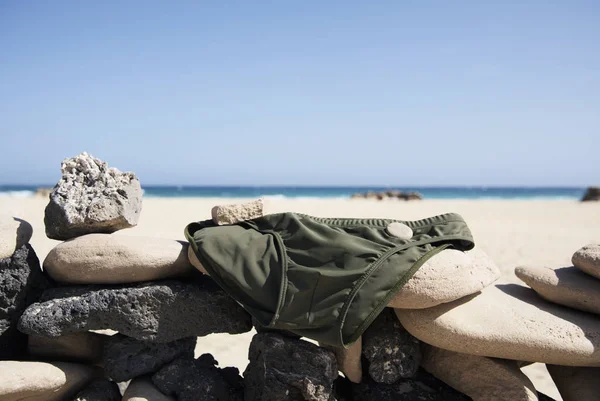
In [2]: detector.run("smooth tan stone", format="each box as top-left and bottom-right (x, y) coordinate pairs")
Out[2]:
(388, 248), (500, 309)
(386, 222), (413, 240)
(43, 234), (194, 284)
(0, 361), (100, 401)
(122, 377), (175, 401)
(0, 216), (33, 259)
(211, 198), (264, 225)
(547, 365), (600, 401)
(187, 246), (208, 274)
(572, 244), (600, 280)
(421, 344), (538, 401)
(395, 284), (600, 366)
(320, 336), (362, 383)
(28, 332), (108, 364)
(515, 265), (600, 315)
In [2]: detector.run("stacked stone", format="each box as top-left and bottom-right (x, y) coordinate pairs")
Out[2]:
(1, 154), (590, 400)
(511, 244), (600, 401)
(0, 153), (250, 400)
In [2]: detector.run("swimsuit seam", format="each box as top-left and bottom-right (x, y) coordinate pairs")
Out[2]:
(336, 234), (473, 347)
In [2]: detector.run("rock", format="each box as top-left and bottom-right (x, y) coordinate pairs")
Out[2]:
(389, 248), (500, 309)
(0, 217), (32, 259)
(187, 245), (208, 274)
(104, 334), (196, 382)
(211, 198), (265, 225)
(395, 284), (600, 366)
(44, 234), (194, 284)
(122, 377), (175, 401)
(70, 378), (120, 401)
(547, 365), (600, 401)
(515, 266), (600, 315)
(421, 344), (538, 401)
(28, 332), (107, 364)
(152, 354), (244, 401)
(581, 186), (600, 201)
(243, 332), (338, 401)
(44, 152), (143, 240)
(18, 277), (252, 343)
(0, 244), (52, 359)
(320, 336), (363, 384)
(350, 191), (423, 201)
(333, 370), (471, 401)
(0, 361), (100, 401)
(34, 187), (53, 198)
(572, 244), (600, 280)
(362, 308), (420, 383)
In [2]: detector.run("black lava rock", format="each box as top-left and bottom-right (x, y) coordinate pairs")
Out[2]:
(70, 378), (121, 401)
(333, 370), (557, 401)
(362, 308), (421, 383)
(104, 334), (196, 382)
(18, 276), (252, 342)
(152, 354), (244, 401)
(334, 369), (470, 401)
(243, 332), (338, 401)
(581, 187), (600, 201)
(0, 244), (52, 359)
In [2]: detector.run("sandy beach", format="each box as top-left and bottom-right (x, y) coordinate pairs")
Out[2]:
(3, 196), (600, 399)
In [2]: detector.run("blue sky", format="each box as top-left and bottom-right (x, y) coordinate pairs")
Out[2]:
(1, 1), (598, 186)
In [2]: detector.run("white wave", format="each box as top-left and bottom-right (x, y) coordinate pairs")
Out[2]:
(0, 190), (35, 198)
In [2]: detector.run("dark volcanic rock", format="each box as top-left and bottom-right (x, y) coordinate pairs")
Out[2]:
(362, 308), (421, 383)
(333, 371), (558, 401)
(0, 244), (52, 359)
(581, 187), (600, 201)
(152, 354), (244, 401)
(18, 276), (252, 342)
(70, 378), (121, 401)
(334, 370), (470, 401)
(243, 332), (338, 401)
(44, 152), (143, 240)
(350, 191), (423, 201)
(104, 334), (196, 382)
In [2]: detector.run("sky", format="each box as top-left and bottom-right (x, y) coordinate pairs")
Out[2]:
(1, 1), (598, 187)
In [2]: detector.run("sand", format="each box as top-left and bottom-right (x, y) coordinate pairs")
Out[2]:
(3, 196), (600, 400)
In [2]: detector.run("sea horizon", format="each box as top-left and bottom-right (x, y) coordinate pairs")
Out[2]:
(0, 184), (589, 200)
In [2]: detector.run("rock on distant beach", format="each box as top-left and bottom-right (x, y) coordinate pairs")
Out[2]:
(421, 345), (538, 401)
(581, 187), (600, 201)
(152, 354), (244, 401)
(389, 248), (500, 309)
(350, 191), (423, 201)
(211, 198), (265, 225)
(44, 234), (194, 284)
(0, 244), (52, 359)
(44, 152), (142, 240)
(0, 361), (101, 401)
(18, 277), (252, 343)
(244, 332), (338, 401)
(515, 265), (600, 315)
(572, 244), (600, 280)
(362, 308), (421, 383)
(104, 334), (196, 382)
(123, 377), (175, 401)
(70, 378), (121, 401)
(0, 216), (32, 259)
(395, 284), (600, 366)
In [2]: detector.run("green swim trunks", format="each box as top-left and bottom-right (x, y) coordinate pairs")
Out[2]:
(185, 212), (474, 348)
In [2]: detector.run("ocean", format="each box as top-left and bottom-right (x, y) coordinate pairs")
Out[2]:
(0, 185), (587, 200)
